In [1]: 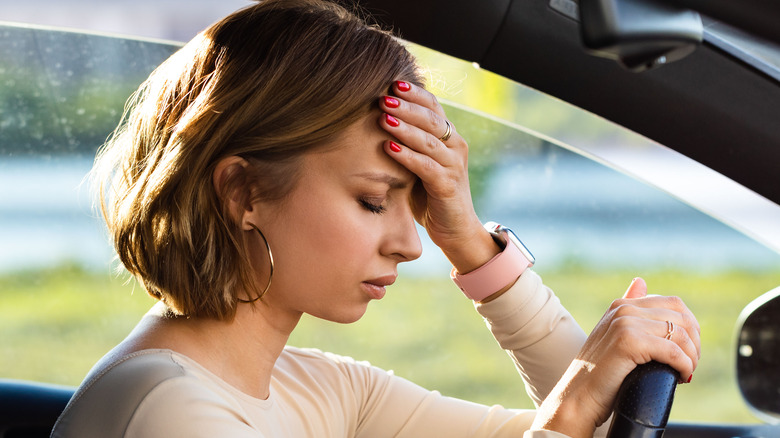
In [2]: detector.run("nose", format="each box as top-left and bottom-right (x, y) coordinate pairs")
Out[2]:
(383, 207), (422, 263)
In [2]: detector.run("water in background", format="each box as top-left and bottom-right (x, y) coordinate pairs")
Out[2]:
(2, 153), (778, 276)
(0, 156), (113, 272)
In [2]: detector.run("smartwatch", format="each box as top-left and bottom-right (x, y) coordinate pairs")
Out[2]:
(450, 222), (535, 302)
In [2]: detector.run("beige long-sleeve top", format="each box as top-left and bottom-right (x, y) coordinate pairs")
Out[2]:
(51, 270), (595, 438)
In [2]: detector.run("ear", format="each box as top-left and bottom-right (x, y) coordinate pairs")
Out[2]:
(213, 156), (254, 229)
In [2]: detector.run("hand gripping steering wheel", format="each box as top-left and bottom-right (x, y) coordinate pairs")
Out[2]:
(606, 361), (679, 438)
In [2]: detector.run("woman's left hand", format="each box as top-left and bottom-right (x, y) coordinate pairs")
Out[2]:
(379, 81), (498, 274)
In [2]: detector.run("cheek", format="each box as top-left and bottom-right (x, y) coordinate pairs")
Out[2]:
(282, 192), (373, 272)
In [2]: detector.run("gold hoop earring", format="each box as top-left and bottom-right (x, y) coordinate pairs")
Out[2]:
(238, 223), (275, 303)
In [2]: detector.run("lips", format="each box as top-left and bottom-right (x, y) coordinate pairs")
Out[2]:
(364, 274), (397, 288)
(361, 274), (396, 300)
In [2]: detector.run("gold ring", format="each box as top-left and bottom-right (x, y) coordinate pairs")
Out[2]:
(439, 120), (452, 142)
(665, 320), (675, 340)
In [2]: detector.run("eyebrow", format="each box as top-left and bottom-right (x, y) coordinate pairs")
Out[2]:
(352, 172), (411, 190)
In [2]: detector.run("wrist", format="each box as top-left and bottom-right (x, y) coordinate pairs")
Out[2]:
(450, 222), (534, 302)
(445, 229), (501, 274)
(533, 367), (599, 438)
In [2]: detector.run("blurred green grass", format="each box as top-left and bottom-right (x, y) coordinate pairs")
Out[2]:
(1, 264), (778, 424)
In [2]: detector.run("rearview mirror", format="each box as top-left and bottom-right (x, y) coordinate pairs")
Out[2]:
(579, 0), (703, 72)
(736, 287), (780, 423)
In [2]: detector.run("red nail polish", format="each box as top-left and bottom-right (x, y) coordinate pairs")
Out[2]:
(384, 96), (400, 108)
(395, 81), (411, 92)
(385, 113), (400, 127)
(389, 141), (402, 153)
(687, 374), (693, 383)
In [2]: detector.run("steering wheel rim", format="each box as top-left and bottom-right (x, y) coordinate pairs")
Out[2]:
(606, 361), (679, 438)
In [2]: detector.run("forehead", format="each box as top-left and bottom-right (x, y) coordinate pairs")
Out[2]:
(303, 113), (415, 184)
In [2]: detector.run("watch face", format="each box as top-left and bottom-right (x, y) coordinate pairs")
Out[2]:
(484, 221), (535, 265)
(504, 227), (536, 266)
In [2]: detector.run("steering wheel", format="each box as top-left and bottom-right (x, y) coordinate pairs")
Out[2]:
(606, 361), (679, 438)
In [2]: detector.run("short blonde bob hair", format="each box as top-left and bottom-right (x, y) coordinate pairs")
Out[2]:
(94, 0), (423, 319)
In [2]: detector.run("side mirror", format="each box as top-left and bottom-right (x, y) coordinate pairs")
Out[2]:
(736, 287), (780, 423)
(579, 0), (703, 72)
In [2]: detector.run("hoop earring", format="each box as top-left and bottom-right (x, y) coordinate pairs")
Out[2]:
(238, 223), (275, 303)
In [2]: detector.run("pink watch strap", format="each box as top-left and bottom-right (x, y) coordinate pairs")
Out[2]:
(450, 237), (532, 301)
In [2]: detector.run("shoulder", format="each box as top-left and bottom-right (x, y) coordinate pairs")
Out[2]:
(278, 345), (383, 379)
(275, 346), (395, 401)
(280, 345), (369, 366)
(52, 350), (244, 438)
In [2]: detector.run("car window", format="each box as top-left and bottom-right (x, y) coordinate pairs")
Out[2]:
(0, 24), (176, 382)
(2, 24), (779, 424)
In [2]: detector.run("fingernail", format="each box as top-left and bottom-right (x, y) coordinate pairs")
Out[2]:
(395, 81), (411, 92)
(384, 96), (400, 108)
(687, 374), (693, 383)
(389, 141), (402, 153)
(385, 113), (400, 127)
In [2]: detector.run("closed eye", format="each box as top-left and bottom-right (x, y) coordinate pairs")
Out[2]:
(359, 198), (387, 214)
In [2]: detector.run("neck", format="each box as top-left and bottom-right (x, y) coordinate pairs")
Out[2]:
(121, 300), (302, 400)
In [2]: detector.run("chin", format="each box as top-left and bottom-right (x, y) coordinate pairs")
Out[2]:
(316, 305), (370, 325)
(334, 309), (368, 325)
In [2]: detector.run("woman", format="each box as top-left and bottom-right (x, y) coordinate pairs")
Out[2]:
(51, 0), (700, 437)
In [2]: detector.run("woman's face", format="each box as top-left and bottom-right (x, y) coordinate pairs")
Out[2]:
(252, 113), (423, 324)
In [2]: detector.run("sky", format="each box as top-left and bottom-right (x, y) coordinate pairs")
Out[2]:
(0, 0), (252, 42)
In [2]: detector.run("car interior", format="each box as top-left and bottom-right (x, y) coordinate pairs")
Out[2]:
(1, 0), (779, 437)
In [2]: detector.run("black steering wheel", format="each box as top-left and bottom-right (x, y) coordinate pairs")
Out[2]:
(606, 361), (679, 438)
